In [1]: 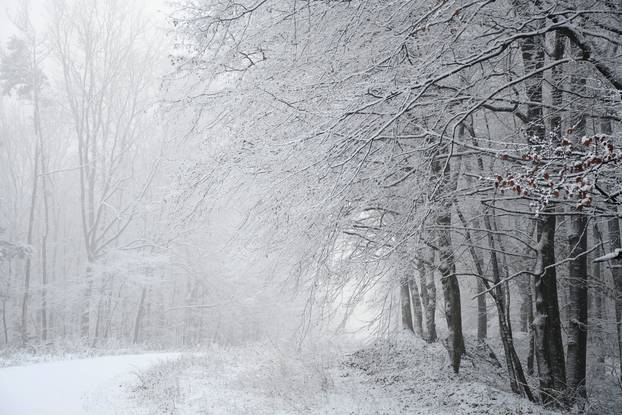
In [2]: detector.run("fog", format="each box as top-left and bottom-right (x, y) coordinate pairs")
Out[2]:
(0, 0), (621, 414)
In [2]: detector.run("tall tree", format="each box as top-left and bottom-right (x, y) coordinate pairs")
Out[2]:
(50, 0), (158, 342)
(565, 42), (589, 406)
(0, 16), (46, 344)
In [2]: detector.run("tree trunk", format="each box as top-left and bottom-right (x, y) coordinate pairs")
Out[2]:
(431, 153), (464, 373)
(606, 215), (622, 382)
(517, 274), (531, 333)
(591, 223), (605, 364)
(565, 45), (588, 405)
(409, 276), (424, 337)
(91, 277), (108, 348)
(566, 214), (588, 404)
(455, 205), (487, 342)
(484, 211), (533, 400)
(2, 297), (7, 345)
(39, 132), (50, 343)
(527, 315), (535, 376)
(80, 265), (93, 341)
(533, 211), (567, 405)
(601, 118), (622, 382)
(527, 271), (536, 376)
(462, 125), (488, 342)
(21, 141), (39, 345)
(133, 287), (147, 344)
(400, 278), (414, 332)
(514, 13), (567, 404)
(417, 255), (437, 342)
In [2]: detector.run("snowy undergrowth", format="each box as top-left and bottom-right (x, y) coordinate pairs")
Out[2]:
(483, 332), (622, 414)
(347, 332), (559, 415)
(128, 340), (404, 414)
(125, 334), (565, 414)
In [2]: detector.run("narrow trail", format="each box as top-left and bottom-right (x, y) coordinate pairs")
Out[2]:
(0, 353), (178, 415)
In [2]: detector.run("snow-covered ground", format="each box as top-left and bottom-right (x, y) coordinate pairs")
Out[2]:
(0, 353), (179, 415)
(120, 337), (558, 415)
(6, 336), (617, 414)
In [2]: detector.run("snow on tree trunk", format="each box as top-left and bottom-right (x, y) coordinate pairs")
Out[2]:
(533, 212), (567, 405)
(456, 205), (487, 342)
(431, 153), (464, 373)
(591, 224), (605, 364)
(408, 275), (424, 338)
(566, 214), (588, 404)
(484, 211), (533, 400)
(515, 15), (567, 404)
(417, 255), (437, 342)
(565, 47), (588, 405)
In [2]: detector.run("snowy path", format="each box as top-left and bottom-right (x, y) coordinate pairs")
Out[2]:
(0, 353), (178, 415)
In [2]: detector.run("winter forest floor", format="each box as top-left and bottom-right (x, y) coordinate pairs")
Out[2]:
(6, 334), (617, 415)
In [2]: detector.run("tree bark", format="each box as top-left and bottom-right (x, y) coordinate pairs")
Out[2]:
(417, 255), (437, 342)
(484, 210), (533, 401)
(455, 206), (487, 342)
(566, 214), (588, 404)
(462, 124), (488, 342)
(591, 223), (605, 364)
(565, 43), (589, 405)
(533, 211), (567, 405)
(601, 118), (622, 382)
(408, 275), (424, 337)
(431, 152), (464, 373)
(606, 215), (622, 382)
(400, 278), (414, 332)
(514, 11), (567, 404)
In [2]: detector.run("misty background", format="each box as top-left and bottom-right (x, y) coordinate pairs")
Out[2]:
(0, 1), (621, 414)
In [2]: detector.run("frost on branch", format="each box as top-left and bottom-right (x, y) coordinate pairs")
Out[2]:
(492, 132), (622, 214)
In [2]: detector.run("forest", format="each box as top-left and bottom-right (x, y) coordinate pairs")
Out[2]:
(0, 0), (621, 414)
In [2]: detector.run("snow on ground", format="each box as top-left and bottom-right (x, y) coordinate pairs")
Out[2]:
(0, 353), (179, 415)
(345, 333), (558, 415)
(126, 342), (405, 414)
(0, 336), (583, 414)
(126, 336), (559, 415)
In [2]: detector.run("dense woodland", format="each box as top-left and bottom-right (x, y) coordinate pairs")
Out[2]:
(1, 0), (622, 412)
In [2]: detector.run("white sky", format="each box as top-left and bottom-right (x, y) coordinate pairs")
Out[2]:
(0, 0), (171, 44)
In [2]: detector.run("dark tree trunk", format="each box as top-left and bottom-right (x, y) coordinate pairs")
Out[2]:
(400, 279), (414, 332)
(484, 211), (534, 401)
(533, 212), (567, 405)
(514, 13), (567, 404)
(591, 223), (605, 364)
(455, 206), (487, 342)
(462, 121), (489, 342)
(606, 215), (622, 382)
(527, 316), (535, 376)
(565, 46), (588, 405)
(431, 153), (464, 373)
(602, 117), (622, 382)
(566, 214), (588, 404)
